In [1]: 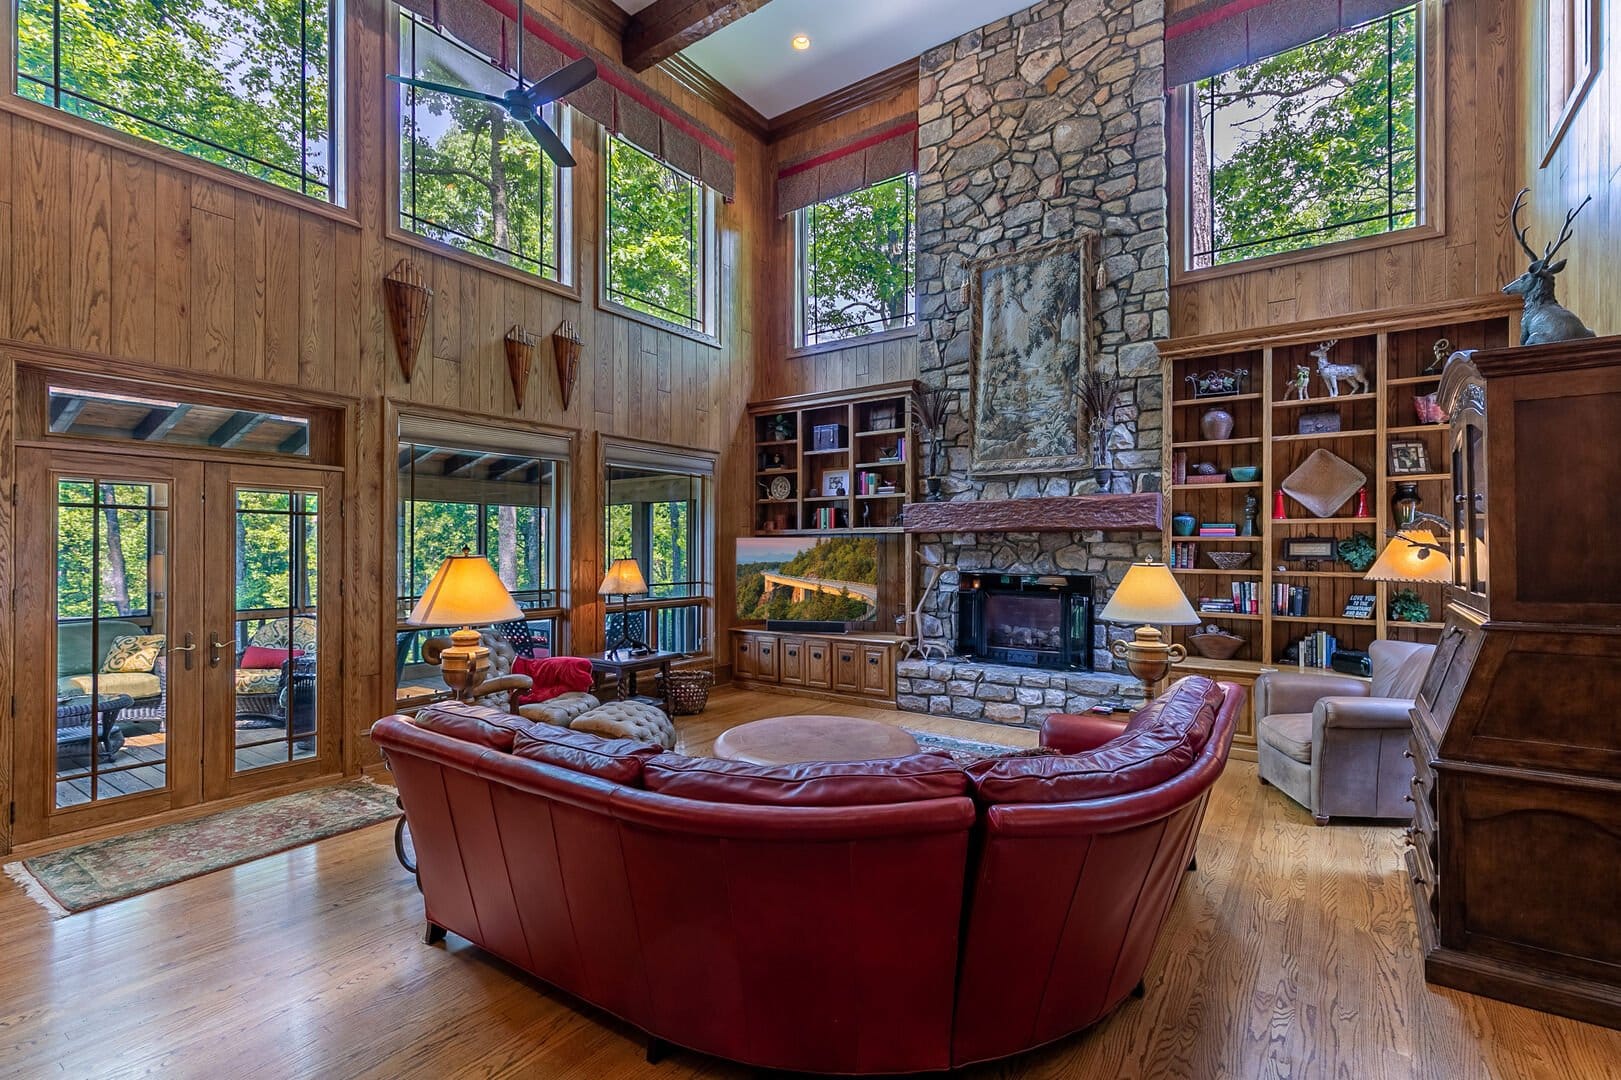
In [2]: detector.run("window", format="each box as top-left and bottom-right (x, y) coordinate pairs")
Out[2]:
(796, 173), (916, 347)
(603, 135), (710, 334)
(1544, 0), (1597, 159)
(45, 386), (312, 456)
(15, 0), (341, 202)
(397, 11), (566, 280)
(396, 428), (567, 704)
(603, 447), (713, 656)
(1187, 6), (1418, 268)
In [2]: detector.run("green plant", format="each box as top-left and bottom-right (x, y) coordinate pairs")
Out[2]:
(1336, 532), (1377, 572)
(1388, 588), (1430, 623)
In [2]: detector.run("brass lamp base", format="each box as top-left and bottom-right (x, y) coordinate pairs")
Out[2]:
(1110, 624), (1188, 695)
(441, 626), (491, 702)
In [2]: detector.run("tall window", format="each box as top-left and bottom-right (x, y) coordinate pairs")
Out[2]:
(15, 0), (341, 203)
(604, 452), (712, 656)
(397, 432), (566, 704)
(397, 11), (565, 281)
(796, 173), (916, 347)
(603, 136), (709, 334)
(1187, 6), (1418, 268)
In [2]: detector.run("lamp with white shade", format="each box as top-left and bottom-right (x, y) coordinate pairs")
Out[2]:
(600, 558), (650, 657)
(1363, 528), (1453, 583)
(407, 548), (524, 700)
(1100, 559), (1201, 692)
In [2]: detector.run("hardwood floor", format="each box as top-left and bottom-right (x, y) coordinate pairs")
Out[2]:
(1, 687), (1618, 1079)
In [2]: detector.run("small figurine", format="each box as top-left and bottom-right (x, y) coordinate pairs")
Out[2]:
(1240, 493), (1259, 536)
(1312, 339), (1370, 396)
(1285, 364), (1312, 400)
(1425, 337), (1450, 375)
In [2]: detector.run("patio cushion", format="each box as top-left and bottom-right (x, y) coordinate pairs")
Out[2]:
(240, 645), (301, 670)
(235, 669), (284, 695)
(102, 634), (165, 673)
(58, 672), (161, 701)
(249, 617), (318, 653)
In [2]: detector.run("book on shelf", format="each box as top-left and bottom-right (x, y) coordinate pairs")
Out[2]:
(1228, 580), (1258, 614)
(1198, 525), (1237, 537)
(1172, 450), (1188, 484)
(1198, 598), (1237, 613)
(1170, 541), (1198, 568)
(1290, 631), (1339, 670)
(1273, 583), (1312, 616)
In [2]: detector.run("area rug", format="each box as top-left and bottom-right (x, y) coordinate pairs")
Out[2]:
(3, 780), (399, 918)
(905, 728), (1028, 762)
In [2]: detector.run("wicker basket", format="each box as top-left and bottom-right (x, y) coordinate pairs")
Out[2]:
(657, 669), (715, 715)
(1207, 551), (1253, 570)
(1188, 631), (1245, 660)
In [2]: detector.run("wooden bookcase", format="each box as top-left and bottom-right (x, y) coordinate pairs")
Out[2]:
(748, 382), (917, 535)
(1157, 297), (1519, 679)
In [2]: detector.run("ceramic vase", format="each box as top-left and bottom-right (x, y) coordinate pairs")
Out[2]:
(1172, 512), (1197, 537)
(1201, 407), (1235, 441)
(1391, 482), (1422, 527)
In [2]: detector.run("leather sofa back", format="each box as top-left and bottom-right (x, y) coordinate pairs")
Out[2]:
(642, 751), (968, 806)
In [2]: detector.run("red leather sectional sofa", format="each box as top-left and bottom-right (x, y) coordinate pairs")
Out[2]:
(371, 675), (1244, 1074)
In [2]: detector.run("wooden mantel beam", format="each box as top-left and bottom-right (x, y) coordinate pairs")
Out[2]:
(623, 0), (773, 73)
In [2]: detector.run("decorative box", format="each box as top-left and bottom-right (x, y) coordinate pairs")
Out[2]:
(811, 423), (846, 450)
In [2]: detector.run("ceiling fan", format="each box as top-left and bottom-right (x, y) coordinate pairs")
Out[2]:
(389, 2), (597, 168)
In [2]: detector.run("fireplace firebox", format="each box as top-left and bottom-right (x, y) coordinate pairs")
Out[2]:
(956, 573), (1094, 671)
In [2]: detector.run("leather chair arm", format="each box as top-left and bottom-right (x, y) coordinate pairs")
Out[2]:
(1255, 671), (1368, 718)
(1313, 695), (1415, 731)
(1040, 713), (1129, 754)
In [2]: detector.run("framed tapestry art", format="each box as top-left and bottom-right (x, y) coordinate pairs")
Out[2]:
(969, 237), (1095, 475)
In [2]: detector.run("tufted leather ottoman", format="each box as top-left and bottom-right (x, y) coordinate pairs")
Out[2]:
(516, 692), (600, 728)
(570, 699), (676, 749)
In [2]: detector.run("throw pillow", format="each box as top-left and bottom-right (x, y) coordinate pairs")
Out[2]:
(513, 655), (595, 705)
(101, 634), (166, 674)
(240, 645), (303, 670)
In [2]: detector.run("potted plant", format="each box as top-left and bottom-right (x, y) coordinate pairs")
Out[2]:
(1336, 532), (1377, 572)
(1389, 588), (1431, 623)
(911, 387), (950, 501)
(1079, 371), (1123, 487)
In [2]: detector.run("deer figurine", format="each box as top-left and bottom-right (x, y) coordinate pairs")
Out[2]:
(1506, 188), (1596, 346)
(1311, 340), (1369, 396)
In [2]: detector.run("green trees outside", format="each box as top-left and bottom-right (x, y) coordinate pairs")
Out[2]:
(1194, 8), (1417, 265)
(801, 173), (916, 345)
(605, 137), (703, 326)
(16, 0), (333, 198)
(56, 483), (153, 619)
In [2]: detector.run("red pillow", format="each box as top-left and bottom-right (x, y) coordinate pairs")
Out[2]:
(240, 645), (303, 670)
(513, 655), (594, 705)
(641, 752), (968, 807)
(510, 725), (663, 785)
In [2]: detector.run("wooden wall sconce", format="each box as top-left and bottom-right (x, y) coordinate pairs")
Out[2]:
(552, 320), (583, 411)
(505, 325), (537, 409)
(383, 260), (431, 382)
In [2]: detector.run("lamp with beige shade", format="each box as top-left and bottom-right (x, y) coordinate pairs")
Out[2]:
(1363, 528), (1453, 583)
(1100, 559), (1201, 692)
(407, 548), (524, 701)
(599, 557), (650, 657)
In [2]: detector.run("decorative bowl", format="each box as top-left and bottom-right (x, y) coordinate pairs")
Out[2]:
(1207, 551), (1253, 570)
(1228, 465), (1260, 482)
(1188, 629), (1245, 660)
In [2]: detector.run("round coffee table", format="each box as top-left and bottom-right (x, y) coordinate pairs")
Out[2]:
(713, 714), (919, 766)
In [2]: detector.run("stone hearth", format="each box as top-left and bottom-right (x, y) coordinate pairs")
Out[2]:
(896, 659), (1144, 728)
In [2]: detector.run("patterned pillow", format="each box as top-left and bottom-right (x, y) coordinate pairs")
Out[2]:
(102, 634), (165, 674)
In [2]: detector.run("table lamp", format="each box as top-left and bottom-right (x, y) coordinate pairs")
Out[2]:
(1364, 528), (1453, 583)
(1100, 558), (1200, 692)
(407, 548), (523, 700)
(599, 558), (650, 657)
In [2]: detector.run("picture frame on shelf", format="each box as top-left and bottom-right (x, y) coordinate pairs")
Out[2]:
(1185, 368), (1249, 397)
(822, 470), (850, 497)
(1343, 594), (1378, 620)
(1297, 410), (1342, 435)
(1282, 536), (1337, 561)
(866, 404), (899, 431)
(1389, 439), (1431, 475)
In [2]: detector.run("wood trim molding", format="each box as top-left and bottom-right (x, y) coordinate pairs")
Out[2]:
(769, 59), (919, 142)
(659, 54), (770, 140)
(1154, 295), (1522, 359)
(900, 494), (1165, 534)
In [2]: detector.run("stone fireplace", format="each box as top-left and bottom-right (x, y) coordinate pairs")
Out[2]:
(894, 0), (1169, 728)
(956, 572), (1094, 671)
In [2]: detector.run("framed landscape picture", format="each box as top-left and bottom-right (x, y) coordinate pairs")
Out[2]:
(969, 236), (1094, 475)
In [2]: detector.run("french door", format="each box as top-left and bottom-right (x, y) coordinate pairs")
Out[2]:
(14, 449), (342, 843)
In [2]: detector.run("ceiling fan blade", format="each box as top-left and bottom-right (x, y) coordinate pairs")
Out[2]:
(388, 74), (505, 106)
(522, 115), (576, 168)
(513, 57), (598, 110)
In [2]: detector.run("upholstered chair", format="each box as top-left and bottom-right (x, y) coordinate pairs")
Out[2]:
(1254, 640), (1434, 824)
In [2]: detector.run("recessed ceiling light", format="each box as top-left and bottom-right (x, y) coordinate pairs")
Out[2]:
(791, 34), (811, 51)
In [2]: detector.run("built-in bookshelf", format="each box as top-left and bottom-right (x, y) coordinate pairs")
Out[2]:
(1158, 297), (1519, 673)
(748, 382), (917, 535)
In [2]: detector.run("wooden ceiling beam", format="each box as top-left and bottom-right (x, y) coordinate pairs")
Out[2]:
(623, 0), (774, 73)
(134, 403), (192, 441)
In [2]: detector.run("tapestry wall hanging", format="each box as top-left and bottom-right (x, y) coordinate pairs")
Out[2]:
(969, 236), (1095, 475)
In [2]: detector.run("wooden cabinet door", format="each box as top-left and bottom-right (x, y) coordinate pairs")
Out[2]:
(779, 637), (805, 686)
(833, 643), (862, 692)
(861, 645), (893, 698)
(733, 635), (755, 679)
(804, 639), (832, 688)
(754, 635), (780, 682)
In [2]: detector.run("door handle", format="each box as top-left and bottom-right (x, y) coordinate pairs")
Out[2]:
(209, 634), (230, 668)
(168, 632), (197, 670)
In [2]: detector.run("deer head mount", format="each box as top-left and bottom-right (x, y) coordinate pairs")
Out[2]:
(1505, 188), (1597, 346)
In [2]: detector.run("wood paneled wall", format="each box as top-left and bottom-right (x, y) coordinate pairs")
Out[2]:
(753, 79), (921, 401)
(0, 0), (769, 834)
(1518, 0), (1618, 337)
(1170, 0), (1521, 336)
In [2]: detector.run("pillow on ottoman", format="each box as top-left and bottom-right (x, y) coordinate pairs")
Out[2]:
(571, 699), (676, 749)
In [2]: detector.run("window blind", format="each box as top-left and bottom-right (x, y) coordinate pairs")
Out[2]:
(1166, 0), (1416, 86)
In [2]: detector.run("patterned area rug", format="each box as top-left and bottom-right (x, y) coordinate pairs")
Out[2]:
(905, 728), (1027, 762)
(4, 780), (399, 917)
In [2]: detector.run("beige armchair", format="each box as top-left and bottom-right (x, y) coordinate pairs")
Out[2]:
(1255, 640), (1434, 824)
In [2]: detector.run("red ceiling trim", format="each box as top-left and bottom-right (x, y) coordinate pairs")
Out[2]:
(777, 119), (919, 180)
